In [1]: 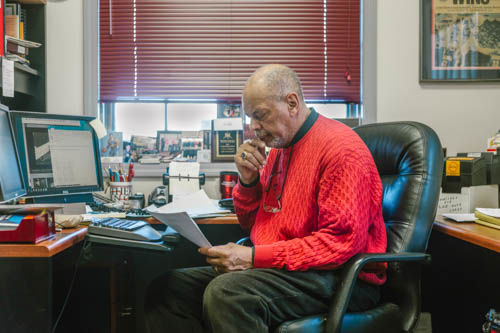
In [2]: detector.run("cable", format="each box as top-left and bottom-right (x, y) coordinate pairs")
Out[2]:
(52, 238), (88, 333)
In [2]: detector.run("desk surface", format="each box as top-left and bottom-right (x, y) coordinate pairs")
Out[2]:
(434, 215), (500, 253)
(0, 226), (87, 258)
(0, 215), (240, 258)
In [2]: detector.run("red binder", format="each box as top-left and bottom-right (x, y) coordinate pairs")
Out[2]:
(0, 212), (56, 244)
(0, 0), (4, 57)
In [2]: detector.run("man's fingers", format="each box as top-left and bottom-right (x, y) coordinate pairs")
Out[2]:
(241, 151), (263, 170)
(240, 144), (266, 168)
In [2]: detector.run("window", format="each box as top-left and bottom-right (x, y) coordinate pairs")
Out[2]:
(307, 104), (347, 119)
(167, 103), (217, 131)
(99, 0), (361, 103)
(114, 103), (165, 141)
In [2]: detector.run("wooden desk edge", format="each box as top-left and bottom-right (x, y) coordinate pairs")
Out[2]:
(434, 217), (500, 253)
(0, 227), (87, 258)
(147, 215), (239, 225)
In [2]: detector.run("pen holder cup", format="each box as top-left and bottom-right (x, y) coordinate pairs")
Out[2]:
(110, 182), (132, 202)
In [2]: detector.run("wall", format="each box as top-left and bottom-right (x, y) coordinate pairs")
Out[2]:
(377, 0), (500, 155)
(46, 0), (83, 115)
(47, 1), (500, 199)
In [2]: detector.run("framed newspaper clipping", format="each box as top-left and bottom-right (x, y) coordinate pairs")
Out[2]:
(420, 0), (500, 82)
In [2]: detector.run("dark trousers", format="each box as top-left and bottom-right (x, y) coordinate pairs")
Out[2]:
(144, 266), (380, 333)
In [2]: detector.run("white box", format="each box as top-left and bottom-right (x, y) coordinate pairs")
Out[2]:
(437, 185), (499, 214)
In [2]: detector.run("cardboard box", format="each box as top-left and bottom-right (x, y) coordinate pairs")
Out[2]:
(437, 185), (499, 214)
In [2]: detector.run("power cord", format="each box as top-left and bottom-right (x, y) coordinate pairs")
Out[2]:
(51, 238), (88, 333)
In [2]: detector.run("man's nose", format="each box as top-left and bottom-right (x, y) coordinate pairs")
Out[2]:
(250, 118), (261, 131)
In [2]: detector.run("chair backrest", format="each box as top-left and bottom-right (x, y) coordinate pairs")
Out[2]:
(353, 121), (443, 330)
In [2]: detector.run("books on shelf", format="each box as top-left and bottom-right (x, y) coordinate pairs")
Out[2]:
(3, 36), (42, 75)
(6, 36), (41, 49)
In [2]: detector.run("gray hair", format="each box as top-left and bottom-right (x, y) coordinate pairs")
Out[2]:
(249, 64), (305, 102)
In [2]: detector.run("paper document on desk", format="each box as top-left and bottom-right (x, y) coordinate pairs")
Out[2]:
(441, 213), (477, 222)
(148, 189), (230, 218)
(475, 208), (500, 218)
(149, 211), (211, 247)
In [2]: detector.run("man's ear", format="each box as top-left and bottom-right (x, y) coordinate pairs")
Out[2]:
(286, 92), (299, 116)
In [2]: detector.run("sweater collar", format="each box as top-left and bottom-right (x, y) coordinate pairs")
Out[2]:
(290, 109), (318, 146)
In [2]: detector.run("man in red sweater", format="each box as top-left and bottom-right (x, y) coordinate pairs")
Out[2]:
(145, 64), (386, 333)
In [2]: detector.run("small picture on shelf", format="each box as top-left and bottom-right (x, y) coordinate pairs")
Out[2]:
(218, 103), (241, 118)
(157, 131), (183, 161)
(181, 131), (204, 161)
(100, 131), (123, 163)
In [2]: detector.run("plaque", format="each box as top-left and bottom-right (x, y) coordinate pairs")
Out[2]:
(211, 129), (243, 162)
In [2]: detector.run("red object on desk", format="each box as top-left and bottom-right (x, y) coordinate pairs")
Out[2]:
(0, 213), (56, 244)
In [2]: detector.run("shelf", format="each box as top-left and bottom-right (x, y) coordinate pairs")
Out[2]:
(16, 0), (46, 4)
(1, 3), (46, 111)
(0, 60), (40, 96)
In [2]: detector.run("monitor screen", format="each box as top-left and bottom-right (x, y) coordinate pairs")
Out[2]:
(0, 106), (26, 202)
(9, 111), (103, 200)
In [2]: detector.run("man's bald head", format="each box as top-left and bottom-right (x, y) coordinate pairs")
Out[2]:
(243, 64), (305, 103)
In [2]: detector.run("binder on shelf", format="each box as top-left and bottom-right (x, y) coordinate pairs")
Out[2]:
(7, 40), (29, 56)
(5, 35), (41, 48)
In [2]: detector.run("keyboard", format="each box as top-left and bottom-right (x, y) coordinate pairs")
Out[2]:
(88, 217), (162, 242)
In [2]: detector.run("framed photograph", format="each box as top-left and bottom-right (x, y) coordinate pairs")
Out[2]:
(100, 131), (123, 163)
(420, 0), (500, 82)
(211, 130), (243, 162)
(218, 103), (242, 118)
(157, 131), (182, 161)
(180, 131), (204, 160)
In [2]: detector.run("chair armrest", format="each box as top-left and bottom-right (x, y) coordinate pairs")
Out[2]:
(236, 236), (253, 247)
(326, 252), (431, 333)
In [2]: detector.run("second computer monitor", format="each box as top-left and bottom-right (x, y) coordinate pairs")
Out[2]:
(9, 111), (103, 203)
(0, 105), (26, 203)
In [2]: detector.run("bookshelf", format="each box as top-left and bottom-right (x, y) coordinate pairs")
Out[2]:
(1, 1), (46, 111)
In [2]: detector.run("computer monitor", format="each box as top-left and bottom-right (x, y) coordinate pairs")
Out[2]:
(0, 106), (26, 203)
(9, 111), (103, 203)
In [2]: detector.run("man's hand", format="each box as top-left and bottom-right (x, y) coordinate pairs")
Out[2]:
(235, 138), (266, 185)
(199, 243), (253, 274)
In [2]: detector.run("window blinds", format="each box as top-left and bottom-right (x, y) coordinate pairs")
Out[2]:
(99, 0), (360, 103)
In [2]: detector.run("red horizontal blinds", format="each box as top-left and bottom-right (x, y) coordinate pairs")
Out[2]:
(99, 0), (360, 103)
(326, 0), (360, 102)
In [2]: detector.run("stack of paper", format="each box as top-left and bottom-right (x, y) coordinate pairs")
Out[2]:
(474, 208), (500, 230)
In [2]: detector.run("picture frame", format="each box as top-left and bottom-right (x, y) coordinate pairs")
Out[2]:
(100, 131), (124, 163)
(211, 130), (243, 162)
(420, 0), (500, 82)
(156, 131), (183, 161)
(217, 103), (242, 118)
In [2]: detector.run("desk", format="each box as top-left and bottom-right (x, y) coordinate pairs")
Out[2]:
(0, 215), (243, 333)
(423, 215), (500, 332)
(433, 216), (500, 253)
(0, 227), (87, 333)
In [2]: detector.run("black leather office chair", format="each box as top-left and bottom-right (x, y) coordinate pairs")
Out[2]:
(273, 121), (444, 333)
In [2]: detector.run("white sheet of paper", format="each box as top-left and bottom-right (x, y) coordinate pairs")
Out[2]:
(441, 213), (477, 222)
(150, 211), (212, 247)
(89, 119), (107, 139)
(2, 58), (14, 97)
(148, 189), (230, 218)
(169, 162), (200, 196)
(213, 118), (243, 131)
(475, 208), (500, 218)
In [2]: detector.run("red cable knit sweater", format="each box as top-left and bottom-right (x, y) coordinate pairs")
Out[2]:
(233, 114), (387, 285)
